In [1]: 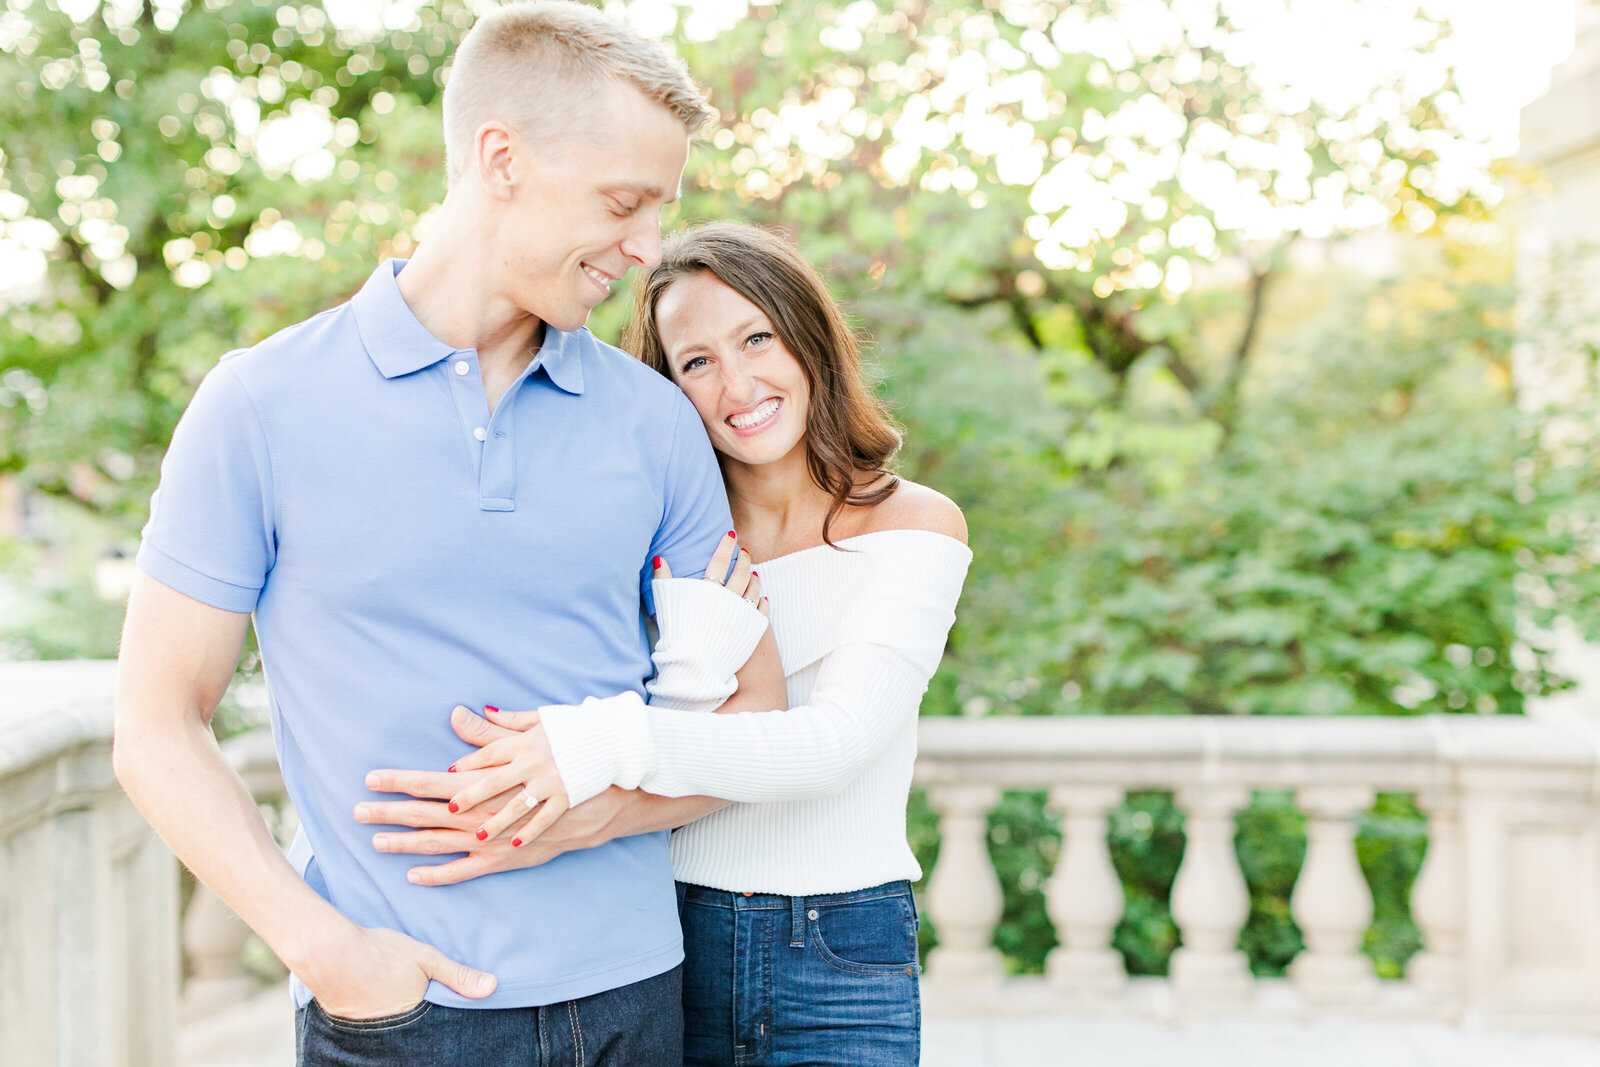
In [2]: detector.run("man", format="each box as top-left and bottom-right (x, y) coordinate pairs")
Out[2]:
(113, 3), (778, 1063)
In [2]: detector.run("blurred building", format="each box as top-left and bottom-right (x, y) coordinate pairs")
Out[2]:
(1516, 0), (1600, 723)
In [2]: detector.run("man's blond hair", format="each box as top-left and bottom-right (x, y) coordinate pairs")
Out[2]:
(442, 1), (714, 182)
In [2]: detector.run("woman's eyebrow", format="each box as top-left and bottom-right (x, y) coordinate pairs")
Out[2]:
(667, 318), (764, 362)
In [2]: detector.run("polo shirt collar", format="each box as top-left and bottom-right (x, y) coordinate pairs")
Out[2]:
(352, 259), (586, 394)
(530, 326), (585, 395)
(352, 259), (457, 379)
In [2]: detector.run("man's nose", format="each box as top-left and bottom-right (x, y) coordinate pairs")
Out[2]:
(621, 216), (663, 270)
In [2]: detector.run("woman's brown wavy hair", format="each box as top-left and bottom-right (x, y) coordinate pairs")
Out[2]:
(624, 221), (901, 546)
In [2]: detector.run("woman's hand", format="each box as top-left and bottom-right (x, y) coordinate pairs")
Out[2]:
(437, 708), (571, 842)
(359, 777), (644, 886)
(660, 530), (768, 615)
(367, 702), (570, 845)
(357, 768), (531, 854)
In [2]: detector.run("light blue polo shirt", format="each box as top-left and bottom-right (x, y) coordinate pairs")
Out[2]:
(137, 259), (732, 1009)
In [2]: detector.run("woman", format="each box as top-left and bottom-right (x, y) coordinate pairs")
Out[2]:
(397, 222), (969, 1065)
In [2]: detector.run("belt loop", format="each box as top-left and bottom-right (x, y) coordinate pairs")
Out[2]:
(790, 894), (806, 948)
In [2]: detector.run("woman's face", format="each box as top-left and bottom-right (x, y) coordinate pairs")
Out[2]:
(655, 271), (811, 469)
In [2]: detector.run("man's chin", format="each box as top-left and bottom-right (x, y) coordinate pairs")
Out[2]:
(540, 306), (595, 334)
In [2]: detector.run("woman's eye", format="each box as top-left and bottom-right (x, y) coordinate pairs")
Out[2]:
(746, 332), (773, 347)
(680, 356), (709, 373)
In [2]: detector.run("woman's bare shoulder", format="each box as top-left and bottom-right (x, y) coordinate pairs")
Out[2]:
(860, 478), (968, 545)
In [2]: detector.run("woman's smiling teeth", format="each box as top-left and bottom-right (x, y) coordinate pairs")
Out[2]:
(728, 398), (781, 430)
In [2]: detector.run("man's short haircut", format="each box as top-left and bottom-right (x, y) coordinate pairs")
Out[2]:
(442, 0), (715, 182)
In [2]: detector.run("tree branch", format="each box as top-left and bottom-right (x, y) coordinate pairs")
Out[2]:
(1163, 346), (1204, 395)
(56, 230), (116, 308)
(1225, 261), (1272, 390)
(1211, 236), (1294, 440)
(30, 478), (117, 521)
(940, 268), (1046, 350)
(940, 269), (1204, 401)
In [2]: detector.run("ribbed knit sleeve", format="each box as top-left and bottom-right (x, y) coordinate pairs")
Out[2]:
(638, 642), (927, 799)
(538, 577), (767, 807)
(644, 577), (769, 711)
(638, 532), (968, 799)
(539, 531), (970, 808)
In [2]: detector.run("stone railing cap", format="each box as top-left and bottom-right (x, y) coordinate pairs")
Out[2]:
(918, 713), (1600, 770)
(0, 660), (119, 777)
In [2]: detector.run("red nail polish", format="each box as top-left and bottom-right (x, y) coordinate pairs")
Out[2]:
(751, 570), (758, 577)
(448, 801), (459, 814)
(511, 838), (522, 848)
(476, 829), (488, 841)
(652, 556), (663, 569)
(447, 765), (457, 773)
(728, 530), (736, 538)
(484, 705), (499, 714)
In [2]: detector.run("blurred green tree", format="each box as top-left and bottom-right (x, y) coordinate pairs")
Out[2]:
(2, 0), (1502, 534)
(1, 0), (470, 530)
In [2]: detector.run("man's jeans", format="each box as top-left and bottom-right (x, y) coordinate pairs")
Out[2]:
(295, 966), (682, 1066)
(677, 881), (921, 1067)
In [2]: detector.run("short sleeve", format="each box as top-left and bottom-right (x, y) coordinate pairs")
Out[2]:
(640, 393), (733, 615)
(136, 360), (276, 613)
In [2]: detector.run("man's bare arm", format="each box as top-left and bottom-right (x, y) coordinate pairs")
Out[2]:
(113, 573), (496, 1017)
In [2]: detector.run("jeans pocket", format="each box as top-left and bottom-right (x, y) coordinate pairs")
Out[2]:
(312, 998), (432, 1034)
(808, 893), (921, 977)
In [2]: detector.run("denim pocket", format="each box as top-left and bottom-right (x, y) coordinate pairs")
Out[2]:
(808, 892), (921, 977)
(312, 998), (432, 1034)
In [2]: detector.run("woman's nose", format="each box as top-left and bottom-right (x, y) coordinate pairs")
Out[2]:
(718, 359), (755, 401)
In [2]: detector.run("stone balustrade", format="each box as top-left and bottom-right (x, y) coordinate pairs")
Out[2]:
(914, 715), (1600, 1029)
(0, 661), (177, 1067)
(7, 660), (1600, 1057)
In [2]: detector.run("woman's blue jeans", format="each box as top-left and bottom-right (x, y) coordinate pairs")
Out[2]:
(677, 880), (922, 1067)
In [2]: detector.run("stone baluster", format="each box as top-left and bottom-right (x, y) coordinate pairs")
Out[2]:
(1290, 785), (1379, 1005)
(1045, 785), (1128, 993)
(924, 784), (1005, 984)
(1408, 784), (1464, 1011)
(1169, 785), (1254, 1004)
(180, 886), (260, 1019)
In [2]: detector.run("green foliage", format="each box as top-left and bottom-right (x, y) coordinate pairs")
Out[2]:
(1235, 791), (1306, 976)
(1356, 793), (1426, 978)
(1109, 791), (1184, 975)
(895, 241), (1600, 720)
(0, 0), (467, 531)
(987, 792), (1060, 972)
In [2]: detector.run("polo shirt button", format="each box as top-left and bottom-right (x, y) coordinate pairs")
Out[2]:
(473, 427), (486, 441)
(453, 360), (469, 375)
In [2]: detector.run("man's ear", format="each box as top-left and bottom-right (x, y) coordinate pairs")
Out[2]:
(474, 121), (520, 202)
